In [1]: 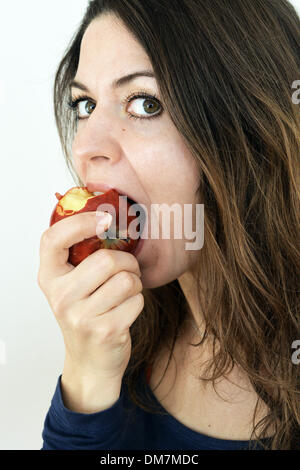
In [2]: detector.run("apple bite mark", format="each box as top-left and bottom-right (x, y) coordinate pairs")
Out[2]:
(49, 186), (140, 266)
(54, 187), (96, 217)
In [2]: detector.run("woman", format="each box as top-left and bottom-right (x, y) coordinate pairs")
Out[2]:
(38, 0), (300, 450)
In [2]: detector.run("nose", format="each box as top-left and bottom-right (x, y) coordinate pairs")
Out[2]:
(72, 108), (123, 170)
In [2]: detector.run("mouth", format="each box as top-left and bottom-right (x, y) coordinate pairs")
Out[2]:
(87, 184), (146, 248)
(87, 183), (138, 204)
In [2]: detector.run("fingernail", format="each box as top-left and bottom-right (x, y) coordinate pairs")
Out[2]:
(96, 211), (113, 232)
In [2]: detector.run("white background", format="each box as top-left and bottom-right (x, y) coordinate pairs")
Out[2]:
(0, 0), (299, 450)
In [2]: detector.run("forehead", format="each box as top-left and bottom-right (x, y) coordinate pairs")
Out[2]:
(78, 14), (151, 77)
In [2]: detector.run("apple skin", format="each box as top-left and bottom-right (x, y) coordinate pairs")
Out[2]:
(49, 187), (139, 266)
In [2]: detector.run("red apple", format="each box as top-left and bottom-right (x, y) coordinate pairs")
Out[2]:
(49, 186), (140, 266)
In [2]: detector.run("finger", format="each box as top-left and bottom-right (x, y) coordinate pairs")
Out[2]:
(62, 248), (142, 301)
(81, 270), (143, 315)
(39, 211), (105, 281)
(89, 293), (145, 331)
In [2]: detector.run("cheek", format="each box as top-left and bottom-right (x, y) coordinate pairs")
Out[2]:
(71, 136), (82, 174)
(128, 131), (196, 194)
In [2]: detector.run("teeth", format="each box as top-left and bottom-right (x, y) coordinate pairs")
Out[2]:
(93, 191), (104, 196)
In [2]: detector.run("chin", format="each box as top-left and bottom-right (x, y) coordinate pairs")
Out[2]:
(138, 241), (179, 289)
(141, 270), (179, 289)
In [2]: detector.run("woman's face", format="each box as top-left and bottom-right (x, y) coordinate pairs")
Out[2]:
(71, 13), (200, 288)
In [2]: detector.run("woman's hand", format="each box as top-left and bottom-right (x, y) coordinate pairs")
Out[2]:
(37, 211), (144, 412)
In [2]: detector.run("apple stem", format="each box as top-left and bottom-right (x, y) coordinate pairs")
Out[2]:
(55, 192), (63, 201)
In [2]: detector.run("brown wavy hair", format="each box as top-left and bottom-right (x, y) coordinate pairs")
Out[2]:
(53, 0), (300, 449)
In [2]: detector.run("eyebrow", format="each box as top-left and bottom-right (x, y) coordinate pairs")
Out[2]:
(70, 70), (155, 92)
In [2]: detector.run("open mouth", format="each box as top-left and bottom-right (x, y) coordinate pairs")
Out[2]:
(92, 190), (146, 248)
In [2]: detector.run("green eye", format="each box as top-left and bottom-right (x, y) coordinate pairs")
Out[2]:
(68, 95), (96, 120)
(78, 99), (95, 117)
(127, 95), (162, 119)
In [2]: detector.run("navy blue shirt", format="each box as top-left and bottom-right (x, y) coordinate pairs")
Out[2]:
(41, 367), (269, 450)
